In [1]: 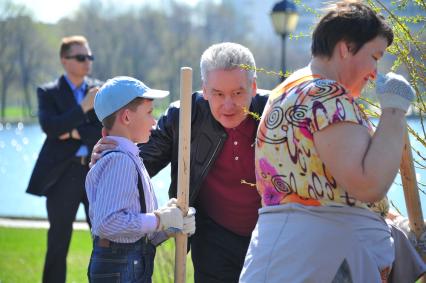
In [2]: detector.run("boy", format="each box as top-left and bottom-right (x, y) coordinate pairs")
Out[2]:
(86, 76), (195, 283)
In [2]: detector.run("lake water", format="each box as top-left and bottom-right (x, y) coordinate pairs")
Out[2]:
(0, 122), (170, 220)
(0, 119), (424, 220)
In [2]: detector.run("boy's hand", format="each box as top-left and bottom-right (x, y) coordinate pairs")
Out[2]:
(164, 198), (196, 236)
(89, 136), (118, 168)
(166, 198), (178, 207)
(183, 207), (196, 236)
(154, 206), (183, 233)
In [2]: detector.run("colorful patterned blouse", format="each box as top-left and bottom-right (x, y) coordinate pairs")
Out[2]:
(255, 73), (387, 212)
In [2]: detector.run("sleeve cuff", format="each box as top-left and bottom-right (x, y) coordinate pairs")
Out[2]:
(150, 231), (169, 246)
(140, 213), (158, 234)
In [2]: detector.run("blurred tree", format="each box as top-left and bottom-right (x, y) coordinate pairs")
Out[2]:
(53, 0), (262, 103)
(0, 1), (58, 121)
(1, 0), (423, 125)
(0, 1), (20, 120)
(15, 16), (54, 117)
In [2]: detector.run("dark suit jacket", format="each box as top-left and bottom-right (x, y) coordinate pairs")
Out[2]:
(26, 75), (103, 196)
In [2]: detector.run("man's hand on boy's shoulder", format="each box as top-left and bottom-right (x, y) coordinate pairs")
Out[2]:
(89, 136), (118, 168)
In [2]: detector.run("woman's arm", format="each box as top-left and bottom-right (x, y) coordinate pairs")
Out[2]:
(314, 109), (406, 203)
(313, 72), (415, 203)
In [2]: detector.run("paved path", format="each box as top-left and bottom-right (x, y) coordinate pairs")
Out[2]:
(0, 217), (89, 230)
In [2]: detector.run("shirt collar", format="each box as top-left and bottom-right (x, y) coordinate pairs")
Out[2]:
(107, 136), (140, 157)
(224, 116), (251, 134)
(64, 74), (87, 93)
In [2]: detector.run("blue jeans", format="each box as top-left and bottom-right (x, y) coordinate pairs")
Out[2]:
(88, 237), (156, 283)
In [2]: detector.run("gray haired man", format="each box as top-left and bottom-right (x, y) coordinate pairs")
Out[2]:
(92, 42), (268, 283)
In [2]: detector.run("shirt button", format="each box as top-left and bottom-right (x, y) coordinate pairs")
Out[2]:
(234, 141), (238, 145)
(235, 156), (239, 161)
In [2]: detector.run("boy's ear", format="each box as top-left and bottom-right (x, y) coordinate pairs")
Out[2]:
(119, 109), (131, 125)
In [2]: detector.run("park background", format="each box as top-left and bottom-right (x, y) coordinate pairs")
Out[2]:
(0, 0), (425, 282)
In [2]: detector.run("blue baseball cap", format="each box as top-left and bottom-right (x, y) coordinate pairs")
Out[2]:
(94, 76), (169, 121)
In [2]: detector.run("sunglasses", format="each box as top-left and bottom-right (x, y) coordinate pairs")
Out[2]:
(65, 54), (94, 62)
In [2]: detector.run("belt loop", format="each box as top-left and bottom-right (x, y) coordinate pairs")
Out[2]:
(97, 238), (111, 248)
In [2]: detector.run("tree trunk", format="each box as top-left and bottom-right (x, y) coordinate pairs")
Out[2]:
(1, 83), (8, 121)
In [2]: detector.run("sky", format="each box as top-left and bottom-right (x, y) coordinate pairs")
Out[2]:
(12, 0), (200, 23)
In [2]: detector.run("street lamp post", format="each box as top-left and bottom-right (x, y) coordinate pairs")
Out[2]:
(270, 0), (299, 81)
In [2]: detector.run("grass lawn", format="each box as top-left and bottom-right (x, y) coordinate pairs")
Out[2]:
(1, 106), (36, 123)
(0, 227), (194, 283)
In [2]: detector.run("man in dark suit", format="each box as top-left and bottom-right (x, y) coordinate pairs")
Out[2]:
(27, 35), (102, 283)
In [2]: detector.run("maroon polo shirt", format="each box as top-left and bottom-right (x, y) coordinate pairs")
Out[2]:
(198, 117), (261, 236)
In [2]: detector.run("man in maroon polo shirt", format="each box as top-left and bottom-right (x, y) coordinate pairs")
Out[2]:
(92, 42), (268, 283)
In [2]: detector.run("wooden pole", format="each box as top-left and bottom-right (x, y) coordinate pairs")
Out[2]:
(400, 123), (426, 261)
(174, 67), (192, 283)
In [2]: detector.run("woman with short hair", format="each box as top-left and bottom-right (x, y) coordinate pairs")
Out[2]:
(240, 1), (416, 282)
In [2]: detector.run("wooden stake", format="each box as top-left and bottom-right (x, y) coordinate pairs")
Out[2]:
(400, 124), (425, 261)
(174, 67), (192, 283)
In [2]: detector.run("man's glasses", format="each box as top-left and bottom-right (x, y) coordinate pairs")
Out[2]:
(65, 54), (94, 62)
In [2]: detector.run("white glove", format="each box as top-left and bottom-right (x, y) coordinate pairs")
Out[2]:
(183, 207), (196, 236)
(376, 72), (416, 113)
(166, 198), (178, 207)
(154, 206), (183, 233)
(164, 198), (196, 236)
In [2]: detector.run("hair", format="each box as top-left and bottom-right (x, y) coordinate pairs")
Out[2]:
(102, 97), (149, 130)
(200, 42), (256, 84)
(59, 35), (89, 58)
(311, 0), (393, 58)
